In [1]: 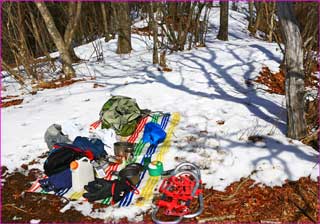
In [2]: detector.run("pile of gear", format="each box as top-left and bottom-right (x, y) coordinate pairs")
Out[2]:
(41, 96), (166, 202)
(36, 95), (203, 222)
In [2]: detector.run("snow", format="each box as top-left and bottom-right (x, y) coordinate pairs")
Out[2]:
(1, 7), (318, 221)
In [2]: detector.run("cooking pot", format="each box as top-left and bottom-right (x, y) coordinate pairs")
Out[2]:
(116, 163), (144, 185)
(114, 142), (135, 160)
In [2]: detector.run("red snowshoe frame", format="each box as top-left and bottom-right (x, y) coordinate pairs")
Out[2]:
(152, 162), (204, 224)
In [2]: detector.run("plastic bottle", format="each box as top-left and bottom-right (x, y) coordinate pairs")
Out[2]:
(70, 157), (95, 192)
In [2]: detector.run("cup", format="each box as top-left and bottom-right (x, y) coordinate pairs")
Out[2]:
(114, 142), (135, 162)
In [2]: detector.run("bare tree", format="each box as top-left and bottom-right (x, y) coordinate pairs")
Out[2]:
(149, 2), (159, 64)
(113, 2), (132, 54)
(3, 3), (38, 80)
(101, 3), (115, 42)
(64, 2), (82, 62)
(248, 0), (254, 33)
(217, 1), (229, 41)
(35, 2), (76, 79)
(277, 2), (306, 139)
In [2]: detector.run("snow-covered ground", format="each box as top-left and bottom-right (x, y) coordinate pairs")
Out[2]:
(2, 8), (318, 221)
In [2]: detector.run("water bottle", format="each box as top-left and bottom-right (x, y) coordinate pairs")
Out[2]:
(70, 157), (95, 192)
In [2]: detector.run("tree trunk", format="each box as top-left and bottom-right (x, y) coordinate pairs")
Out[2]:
(232, 1), (238, 11)
(277, 2), (307, 139)
(35, 2), (75, 79)
(28, 9), (55, 70)
(251, 2), (263, 36)
(2, 61), (25, 85)
(149, 2), (159, 64)
(64, 2), (82, 62)
(114, 2), (132, 54)
(217, 1), (229, 41)
(101, 3), (111, 42)
(168, 2), (178, 23)
(248, 0), (254, 33)
(263, 3), (275, 42)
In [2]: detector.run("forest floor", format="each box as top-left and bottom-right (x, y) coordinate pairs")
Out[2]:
(2, 166), (318, 223)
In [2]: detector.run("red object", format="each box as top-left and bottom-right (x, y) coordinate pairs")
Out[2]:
(89, 120), (102, 131)
(156, 174), (202, 217)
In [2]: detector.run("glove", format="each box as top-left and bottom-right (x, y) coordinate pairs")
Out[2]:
(83, 179), (113, 202)
(112, 178), (134, 203)
(83, 178), (134, 204)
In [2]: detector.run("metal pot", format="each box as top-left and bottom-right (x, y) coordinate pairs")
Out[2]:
(118, 163), (144, 185)
(114, 142), (135, 160)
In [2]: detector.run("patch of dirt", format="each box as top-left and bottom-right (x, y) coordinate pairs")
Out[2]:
(1, 99), (24, 108)
(1, 167), (103, 223)
(2, 166), (318, 223)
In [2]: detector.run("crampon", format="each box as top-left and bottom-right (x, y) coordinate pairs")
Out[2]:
(152, 162), (204, 223)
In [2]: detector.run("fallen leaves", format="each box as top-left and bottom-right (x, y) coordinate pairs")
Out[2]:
(248, 135), (265, 143)
(143, 176), (318, 223)
(93, 83), (105, 88)
(35, 78), (85, 89)
(216, 120), (225, 125)
(132, 26), (152, 36)
(255, 66), (285, 95)
(255, 66), (318, 95)
(1, 98), (23, 108)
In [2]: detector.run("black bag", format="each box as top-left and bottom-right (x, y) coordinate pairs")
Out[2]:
(44, 145), (90, 176)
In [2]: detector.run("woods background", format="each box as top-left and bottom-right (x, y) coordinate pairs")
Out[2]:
(1, 1), (319, 144)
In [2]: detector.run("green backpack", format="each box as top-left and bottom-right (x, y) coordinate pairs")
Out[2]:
(99, 96), (149, 136)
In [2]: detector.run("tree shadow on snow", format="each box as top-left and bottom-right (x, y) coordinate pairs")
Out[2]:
(148, 44), (286, 134)
(181, 124), (317, 179)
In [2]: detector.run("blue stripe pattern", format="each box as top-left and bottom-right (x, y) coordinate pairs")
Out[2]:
(119, 113), (171, 207)
(55, 187), (72, 196)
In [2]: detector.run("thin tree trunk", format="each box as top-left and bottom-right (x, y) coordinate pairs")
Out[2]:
(277, 2), (307, 139)
(232, 1), (238, 11)
(16, 4), (37, 80)
(179, 3), (197, 50)
(2, 61), (25, 85)
(149, 2), (159, 64)
(64, 2), (82, 62)
(248, 0), (254, 33)
(267, 3), (276, 42)
(114, 2), (132, 54)
(101, 3), (111, 42)
(35, 2), (75, 79)
(217, 1), (229, 41)
(28, 9), (55, 70)
(253, 2), (264, 36)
